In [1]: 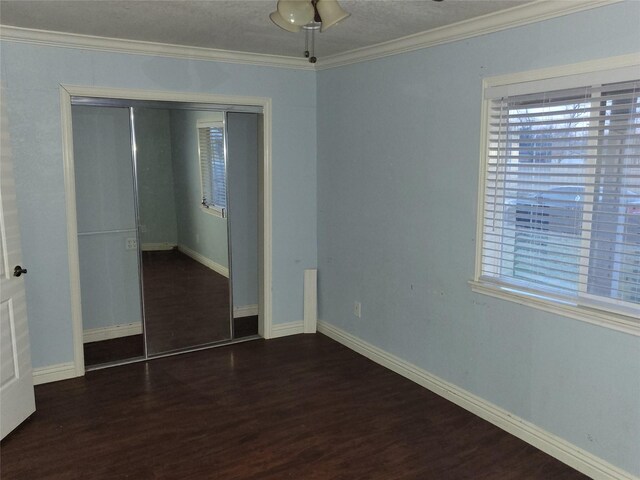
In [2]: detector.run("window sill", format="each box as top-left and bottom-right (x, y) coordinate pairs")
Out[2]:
(468, 280), (640, 337)
(200, 205), (225, 218)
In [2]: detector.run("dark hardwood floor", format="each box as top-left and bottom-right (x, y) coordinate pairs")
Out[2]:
(83, 334), (145, 366)
(1, 334), (586, 480)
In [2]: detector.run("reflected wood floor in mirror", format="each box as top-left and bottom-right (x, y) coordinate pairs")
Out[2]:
(1, 335), (587, 479)
(83, 250), (259, 368)
(83, 317), (259, 368)
(233, 315), (258, 338)
(143, 249), (231, 355)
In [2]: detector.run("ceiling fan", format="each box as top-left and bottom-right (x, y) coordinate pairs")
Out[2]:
(270, 0), (350, 63)
(270, 0), (444, 63)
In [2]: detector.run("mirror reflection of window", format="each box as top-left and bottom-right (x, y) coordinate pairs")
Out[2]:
(198, 120), (227, 216)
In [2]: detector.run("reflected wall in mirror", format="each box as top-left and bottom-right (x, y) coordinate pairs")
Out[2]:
(72, 102), (261, 368)
(72, 105), (145, 367)
(136, 108), (232, 356)
(226, 112), (260, 338)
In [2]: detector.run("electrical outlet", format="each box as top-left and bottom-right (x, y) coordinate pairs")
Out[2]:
(354, 301), (361, 318)
(126, 237), (137, 250)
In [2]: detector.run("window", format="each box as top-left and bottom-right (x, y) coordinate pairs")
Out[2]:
(476, 61), (640, 327)
(198, 120), (227, 215)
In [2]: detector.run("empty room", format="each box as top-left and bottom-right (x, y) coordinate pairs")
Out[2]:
(0, 1), (638, 479)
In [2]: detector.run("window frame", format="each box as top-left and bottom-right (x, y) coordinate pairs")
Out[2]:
(471, 54), (640, 336)
(197, 119), (227, 219)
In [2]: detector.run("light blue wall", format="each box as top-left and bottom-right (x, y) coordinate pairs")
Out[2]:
(136, 108), (178, 247)
(227, 112), (259, 309)
(169, 109), (229, 268)
(317, 1), (640, 475)
(0, 42), (317, 368)
(72, 106), (142, 331)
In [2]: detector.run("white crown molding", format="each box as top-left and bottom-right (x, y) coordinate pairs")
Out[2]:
(318, 320), (638, 480)
(316, 0), (625, 70)
(0, 1), (624, 72)
(0, 25), (314, 71)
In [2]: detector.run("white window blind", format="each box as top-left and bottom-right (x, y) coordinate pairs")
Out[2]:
(480, 78), (640, 316)
(198, 122), (226, 212)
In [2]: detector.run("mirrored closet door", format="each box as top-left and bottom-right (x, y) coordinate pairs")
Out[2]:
(71, 101), (260, 369)
(72, 105), (146, 366)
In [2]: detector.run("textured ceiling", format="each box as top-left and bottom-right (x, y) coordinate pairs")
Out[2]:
(0, 0), (535, 58)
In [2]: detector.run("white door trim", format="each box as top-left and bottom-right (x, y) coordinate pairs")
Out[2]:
(60, 85), (274, 378)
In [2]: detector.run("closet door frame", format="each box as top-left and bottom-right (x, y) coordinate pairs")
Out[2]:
(60, 85), (273, 378)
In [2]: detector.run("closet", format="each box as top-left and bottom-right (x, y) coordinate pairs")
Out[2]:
(71, 99), (261, 368)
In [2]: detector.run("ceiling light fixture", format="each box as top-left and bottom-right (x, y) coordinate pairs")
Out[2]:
(270, 0), (350, 63)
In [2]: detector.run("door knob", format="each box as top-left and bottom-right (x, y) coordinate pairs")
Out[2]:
(13, 265), (27, 277)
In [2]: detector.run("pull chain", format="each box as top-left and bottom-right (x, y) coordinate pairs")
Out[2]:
(303, 24), (319, 63)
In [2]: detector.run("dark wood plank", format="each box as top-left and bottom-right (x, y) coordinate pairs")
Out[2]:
(1, 334), (587, 480)
(83, 334), (145, 367)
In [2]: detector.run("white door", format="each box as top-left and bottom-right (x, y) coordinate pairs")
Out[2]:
(0, 88), (36, 439)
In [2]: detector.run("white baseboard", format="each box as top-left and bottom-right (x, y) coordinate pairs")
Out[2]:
(142, 242), (176, 251)
(83, 322), (142, 343)
(178, 244), (229, 278)
(234, 304), (259, 318)
(32, 362), (77, 385)
(317, 320), (637, 480)
(270, 321), (304, 338)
